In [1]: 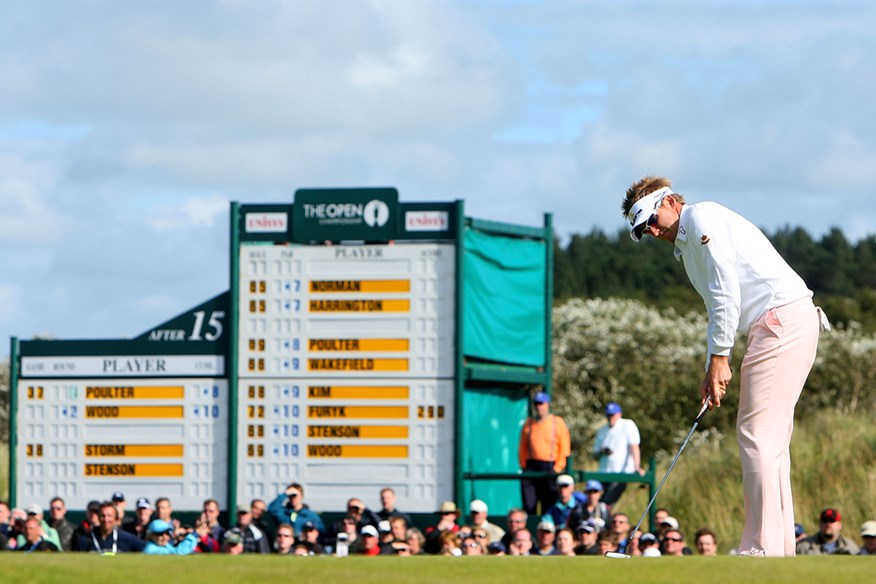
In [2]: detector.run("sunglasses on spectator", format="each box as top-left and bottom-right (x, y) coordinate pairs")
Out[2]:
(665, 537), (684, 542)
(464, 543), (479, 549)
(474, 533), (487, 539)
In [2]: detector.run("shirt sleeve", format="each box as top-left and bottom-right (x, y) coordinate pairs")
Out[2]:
(687, 206), (741, 357)
(554, 416), (571, 472)
(626, 420), (640, 446)
(518, 419), (531, 468)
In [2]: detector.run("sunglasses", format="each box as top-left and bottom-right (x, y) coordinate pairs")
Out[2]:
(665, 537), (684, 543)
(464, 543), (480, 549)
(474, 533), (488, 539)
(633, 213), (659, 239)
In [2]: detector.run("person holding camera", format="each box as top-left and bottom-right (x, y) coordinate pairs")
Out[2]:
(592, 402), (643, 505)
(267, 482), (324, 538)
(143, 519), (198, 555)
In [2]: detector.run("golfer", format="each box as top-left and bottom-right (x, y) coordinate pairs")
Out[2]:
(621, 176), (828, 557)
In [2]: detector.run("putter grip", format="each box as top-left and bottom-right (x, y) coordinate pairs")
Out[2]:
(694, 398), (711, 423)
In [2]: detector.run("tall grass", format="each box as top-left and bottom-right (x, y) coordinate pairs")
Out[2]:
(0, 445), (7, 500)
(608, 409), (876, 553)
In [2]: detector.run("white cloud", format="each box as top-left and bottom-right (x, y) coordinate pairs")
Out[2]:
(2, 0), (876, 349)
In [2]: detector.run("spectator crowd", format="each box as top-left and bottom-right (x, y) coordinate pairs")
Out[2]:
(1, 397), (872, 557)
(1, 483), (872, 557)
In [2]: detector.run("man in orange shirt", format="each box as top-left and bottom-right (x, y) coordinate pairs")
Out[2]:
(518, 391), (571, 515)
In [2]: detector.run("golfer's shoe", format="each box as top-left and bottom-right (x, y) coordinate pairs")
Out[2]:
(737, 547), (766, 557)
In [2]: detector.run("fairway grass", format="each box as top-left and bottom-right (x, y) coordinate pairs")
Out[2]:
(1, 554), (871, 584)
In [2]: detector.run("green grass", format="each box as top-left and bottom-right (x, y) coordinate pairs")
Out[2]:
(0, 554), (872, 584)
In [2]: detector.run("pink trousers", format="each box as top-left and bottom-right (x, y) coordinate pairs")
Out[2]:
(737, 298), (821, 557)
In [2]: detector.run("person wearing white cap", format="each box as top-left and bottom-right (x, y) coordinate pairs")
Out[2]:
(859, 520), (876, 555)
(18, 503), (62, 551)
(354, 524), (381, 556)
(123, 497), (154, 541)
(639, 532), (661, 557)
(541, 474), (578, 529)
(622, 176), (829, 557)
(467, 499), (505, 544)
(534, 520), (557, 555)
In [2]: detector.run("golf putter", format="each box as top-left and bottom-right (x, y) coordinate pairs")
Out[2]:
(606, 398), (711, 559)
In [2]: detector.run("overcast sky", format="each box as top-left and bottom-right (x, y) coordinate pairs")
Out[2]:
(2, 0), (875, 349)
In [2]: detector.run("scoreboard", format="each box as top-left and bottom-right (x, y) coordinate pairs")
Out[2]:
(14, 355), (227, 511)
(9, 189), (553, 516)
(235, 243), (456, 512)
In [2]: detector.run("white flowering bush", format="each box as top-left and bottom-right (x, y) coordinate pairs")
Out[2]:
(551, 297), (876, 467)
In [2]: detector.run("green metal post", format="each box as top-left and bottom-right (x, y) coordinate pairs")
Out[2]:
(453, 200), (466, 508)
(543, 213), (553, 395)
(8, 337), (19, 506)
(227, 202), (241, 514)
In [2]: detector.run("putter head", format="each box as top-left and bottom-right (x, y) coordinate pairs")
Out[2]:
(605, 551), (631, 559)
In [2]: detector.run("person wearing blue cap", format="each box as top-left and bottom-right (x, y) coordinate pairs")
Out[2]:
(518, 390), (571, 515)
(592, 401), (643, 505)
(568, 479), (610, 528)
(144, 518), (199, 555)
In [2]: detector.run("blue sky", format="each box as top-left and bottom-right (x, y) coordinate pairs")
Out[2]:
(2, 0), (875, 347)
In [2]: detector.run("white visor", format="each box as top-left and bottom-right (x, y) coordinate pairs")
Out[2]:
(628, 187), (672, 241)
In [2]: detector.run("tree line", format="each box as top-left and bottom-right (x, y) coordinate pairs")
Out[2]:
(554, 225), (876, 331)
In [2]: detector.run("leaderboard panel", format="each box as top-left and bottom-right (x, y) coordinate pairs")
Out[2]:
(235, 378), (454, 512)
(16, 378), (228, 510)
(237, 243), (455, 379)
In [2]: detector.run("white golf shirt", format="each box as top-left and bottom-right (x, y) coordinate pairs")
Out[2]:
(673, 202), (812, 358)
(593, 418), (640, 473)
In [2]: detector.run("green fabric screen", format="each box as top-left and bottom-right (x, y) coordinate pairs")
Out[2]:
(461, 386), (528, 514)
(463, 229), (547, 367)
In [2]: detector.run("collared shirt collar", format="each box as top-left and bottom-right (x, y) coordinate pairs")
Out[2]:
(673, 204), (692, 261)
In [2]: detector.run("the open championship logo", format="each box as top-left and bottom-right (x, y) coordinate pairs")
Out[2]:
(363, 199), (390, 228)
